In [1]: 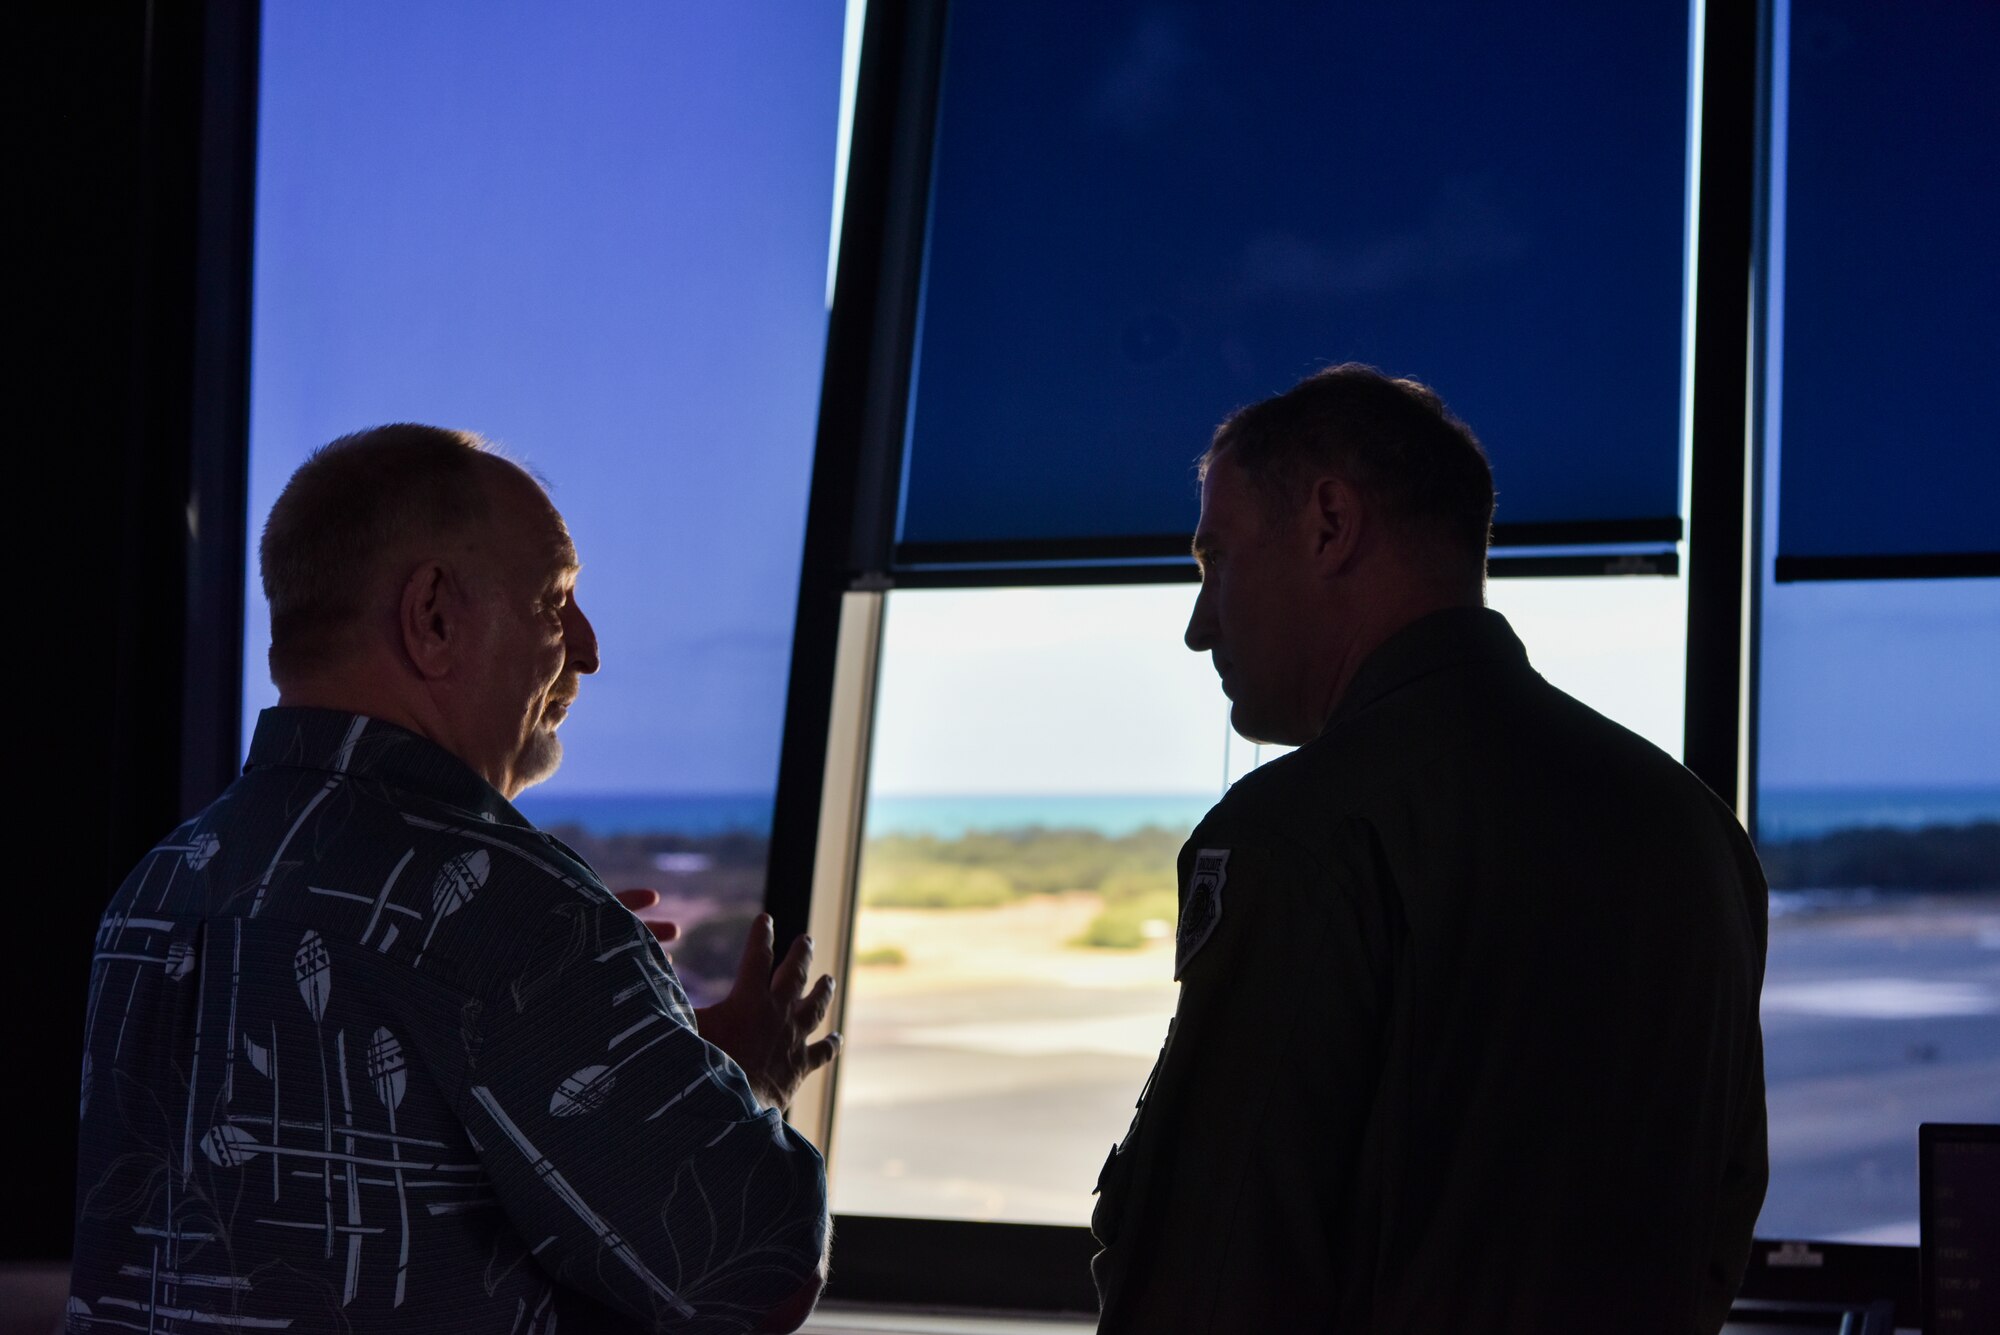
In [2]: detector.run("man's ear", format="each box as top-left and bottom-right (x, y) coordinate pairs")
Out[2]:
(399, 561), (461, 680)
(1308, 474), (1365, 575)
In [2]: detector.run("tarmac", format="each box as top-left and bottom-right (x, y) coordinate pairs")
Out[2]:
(825, 894), (2000, 1241)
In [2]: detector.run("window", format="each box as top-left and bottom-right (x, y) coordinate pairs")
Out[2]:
(829, 586), (1222, 1224)
(826, 576), (1688, 1225)
(1747, 0), (2000, 1245)
(1754, 586), (2000, 1248)
(1768, 0), (1998, 579)
(796, 0), (1709, 1289)
(1485, 577), (1687, 760)
(897, 0), (1691, 559)
(241, 4), (846, 1000)
(219, 0), (1999, 1310)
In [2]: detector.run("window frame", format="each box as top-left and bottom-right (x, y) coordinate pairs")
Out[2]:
(764, 0), (1913, 1320)
(772, 0), (1751, 998)
(174, 0), (1941, 1319)
(1760, 0), (2000, 587)
(149, 0), (263, 824)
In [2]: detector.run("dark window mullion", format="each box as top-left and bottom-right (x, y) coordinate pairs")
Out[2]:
(1682, 0), (1763, 816)
(766, 0), (952, 947)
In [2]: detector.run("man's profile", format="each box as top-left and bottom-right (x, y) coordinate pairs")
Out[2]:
(71, 425), (837, 1332)
(1090, 365), (1768, 1333)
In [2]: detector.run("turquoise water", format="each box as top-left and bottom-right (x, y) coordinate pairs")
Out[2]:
(514, 791), (775, 836)
(514, 791), (1217, 838)
(517, 786), (2000, 841)
(1757, 786), (2000, 841)
(863, 793), (1216, 838)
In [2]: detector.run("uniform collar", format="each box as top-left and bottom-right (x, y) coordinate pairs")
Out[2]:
(1322, 606), (1529, 735)
(244, 707), (531, 828)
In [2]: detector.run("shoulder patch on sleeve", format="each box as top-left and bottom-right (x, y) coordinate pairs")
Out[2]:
(1175, 848), (1229, 980)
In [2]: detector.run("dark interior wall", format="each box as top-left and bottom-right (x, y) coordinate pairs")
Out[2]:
(14, 2), (248, 1260)
(18, 2), (152, 1263)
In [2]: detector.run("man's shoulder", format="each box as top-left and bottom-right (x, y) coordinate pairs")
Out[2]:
(1170, 764), (1404, 992)
(311, 790), (631, 991)
(1500, 672), (1743, 835)
(1186, 665), (1746, 873)
(1315, 657), (1718, 817)
(1193, 735), (1395, 857)
(161, 765), (627, 994)
(1182, 758), (1389, 917)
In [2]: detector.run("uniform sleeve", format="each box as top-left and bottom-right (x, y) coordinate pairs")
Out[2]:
(445, 892), (827, 1333)
(1090, 823), (1399, 1332)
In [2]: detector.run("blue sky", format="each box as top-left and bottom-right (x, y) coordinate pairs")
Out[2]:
(243, 1), (1997, 801)
(1758, 579), (2000, 789)
(244, 1), (843, 793)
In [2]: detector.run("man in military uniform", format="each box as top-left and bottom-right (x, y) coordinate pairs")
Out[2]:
(1090, 365), (1767, 1333)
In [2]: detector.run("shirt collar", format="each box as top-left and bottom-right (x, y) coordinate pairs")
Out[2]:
(245, 707), (531, 828)
(1322, 606), (1530, 735)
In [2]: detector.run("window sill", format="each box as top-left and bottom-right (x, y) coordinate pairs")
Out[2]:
(803, 1302), (1094, 1334)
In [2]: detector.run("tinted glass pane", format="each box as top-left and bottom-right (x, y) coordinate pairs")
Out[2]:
(829, 580), (1686, 1223)
(1754, 0), (2000, 1243)
(1774, 0), (2000, 562)
(830, 587), (1218, 1225)
(902, 0), (1690, 548)
(1485, 576), (1686, 759)
(1755, 578), (2000, 1243)
(242, 3), (843, 1000)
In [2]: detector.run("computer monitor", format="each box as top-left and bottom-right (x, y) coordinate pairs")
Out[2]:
(1921, 1122), (2000, 1335)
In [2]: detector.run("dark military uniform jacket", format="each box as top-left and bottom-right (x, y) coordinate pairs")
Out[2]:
(1091, 609), (1767, 1334)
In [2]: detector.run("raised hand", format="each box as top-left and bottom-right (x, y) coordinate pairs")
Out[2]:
(695, 915), (840, 1112)
(612, 888), (682, 947)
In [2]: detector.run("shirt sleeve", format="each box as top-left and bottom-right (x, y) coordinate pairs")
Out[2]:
(1090, 822), (1399, 1332)
(445, 890), (828, 1333)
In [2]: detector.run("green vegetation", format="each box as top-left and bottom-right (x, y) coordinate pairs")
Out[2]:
(859, 825), (1183, 905)
(858, 825), (1185, 949)
(862, 864), (1014, 908)
(854, 945), (909, 967)
(1760, 821), (2000, 891)
(1072, 868), (1178, 949)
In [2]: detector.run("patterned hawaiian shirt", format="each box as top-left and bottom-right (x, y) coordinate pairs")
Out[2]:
(70, 708), (827, 1333)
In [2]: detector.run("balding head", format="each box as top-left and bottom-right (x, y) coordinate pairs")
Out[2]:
(258, 424), (599, 798)
(261, 424), (519, 685)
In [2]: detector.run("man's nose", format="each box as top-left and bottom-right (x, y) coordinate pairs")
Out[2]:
(564, 600), (600, 675)
(1185, 581), (1216, 652)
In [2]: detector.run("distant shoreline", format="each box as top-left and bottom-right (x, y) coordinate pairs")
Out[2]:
(514, 785), (2000, 842)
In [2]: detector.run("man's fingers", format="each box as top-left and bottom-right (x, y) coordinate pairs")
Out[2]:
(735, 914), (776, 992)
(613, 890), (678, 945)
(771, 932), (813, 999)
(794, 974), (836, 1033)
(801, 1032), (842, 1076)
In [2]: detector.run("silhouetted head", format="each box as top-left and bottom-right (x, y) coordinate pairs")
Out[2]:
(1184, 363), (1494, 745)
(260, 424), (599, 798)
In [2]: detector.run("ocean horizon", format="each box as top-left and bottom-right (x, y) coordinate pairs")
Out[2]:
(513, 785), (2000, 842)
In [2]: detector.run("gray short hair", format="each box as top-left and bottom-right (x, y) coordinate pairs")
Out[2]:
(259, 424), (506, 682)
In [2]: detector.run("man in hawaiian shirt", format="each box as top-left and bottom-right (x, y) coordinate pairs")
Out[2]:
(72, 425), (836, 1333)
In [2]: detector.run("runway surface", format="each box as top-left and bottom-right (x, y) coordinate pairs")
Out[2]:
(826, 895), (2000, 1241)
